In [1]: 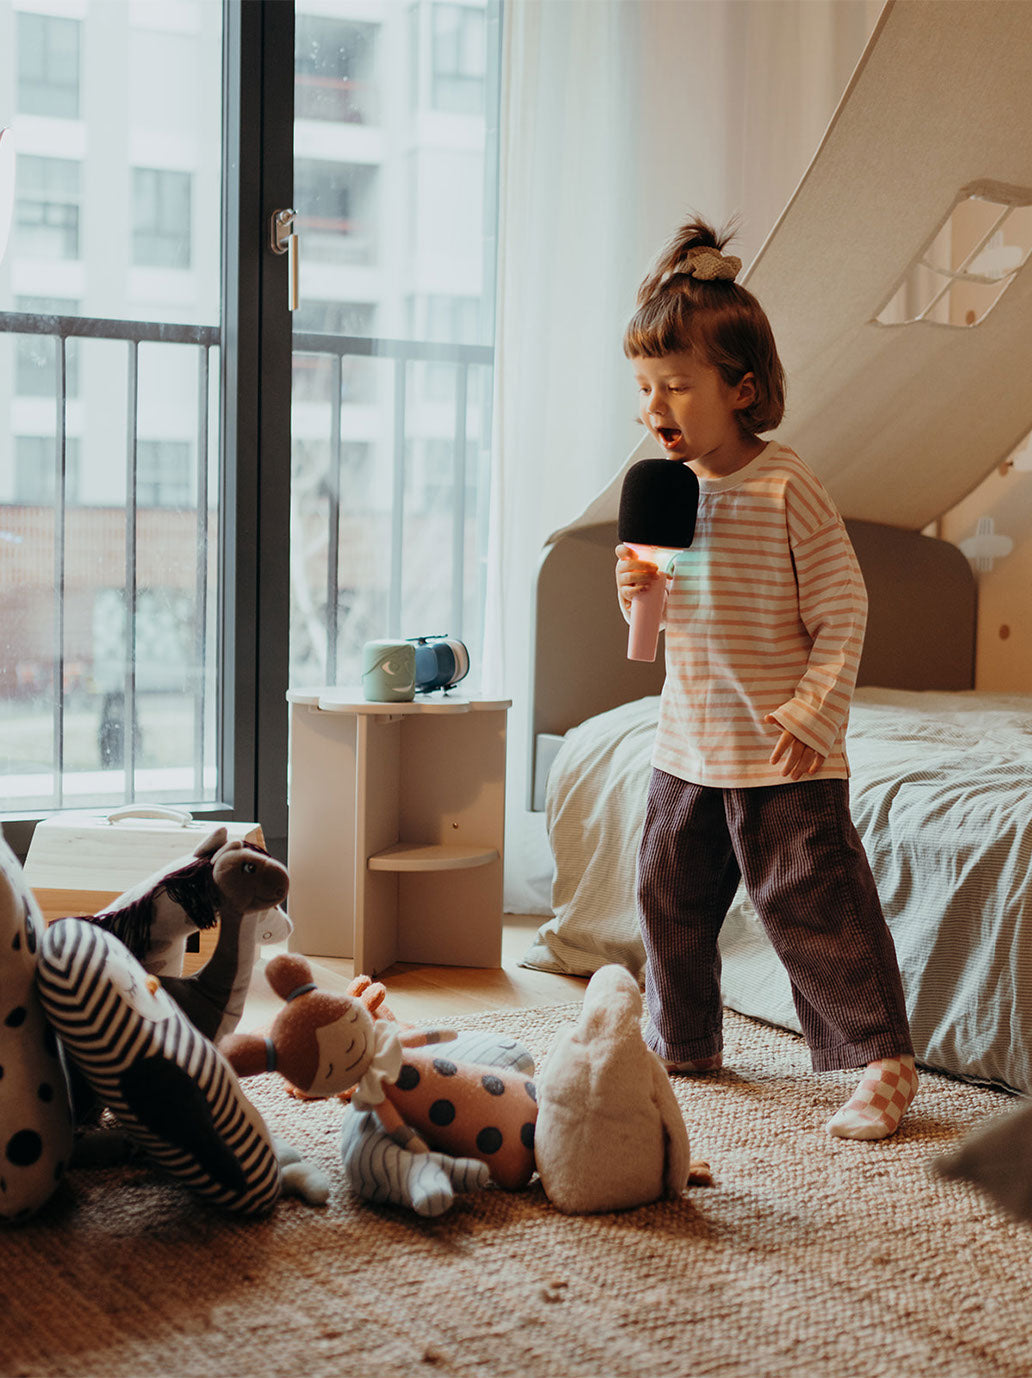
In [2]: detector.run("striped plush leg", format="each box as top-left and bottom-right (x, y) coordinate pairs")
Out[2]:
(827, 1055), (918, 1140)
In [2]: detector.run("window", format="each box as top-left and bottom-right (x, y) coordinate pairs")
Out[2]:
(0, 0), (498, 846)
(294, 159), (377, 265)
(1, 3), (223, 828)
(296, 15), (377, 125)
(137, 441), (194, 508)
(877, 183), (1032, 327)
(409, 294), (481, 400)
(132, 168), (192, 269)
(291, 0), (500, 691)
(431, 4), (486, 115)
(15, 156), (80, 260)
(17, 13), (81, 120)
(415, 435), (477, 507)
(14, 298), (80, 399)
(14, 437), (81, 506)
(420, 295), (481, 344)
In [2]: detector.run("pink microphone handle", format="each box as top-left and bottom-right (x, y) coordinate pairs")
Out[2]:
(627, 576), (667, 662)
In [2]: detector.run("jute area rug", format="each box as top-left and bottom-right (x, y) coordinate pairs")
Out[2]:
(1, 1004), (1027, 1378)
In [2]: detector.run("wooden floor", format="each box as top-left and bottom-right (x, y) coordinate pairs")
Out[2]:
(241, 913), (586, 1031)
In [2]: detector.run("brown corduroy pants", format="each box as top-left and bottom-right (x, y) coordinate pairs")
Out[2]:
(636, 769), (913, 1072)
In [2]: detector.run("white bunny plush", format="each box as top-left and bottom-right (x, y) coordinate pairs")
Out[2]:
(533, 964), (693, 1214)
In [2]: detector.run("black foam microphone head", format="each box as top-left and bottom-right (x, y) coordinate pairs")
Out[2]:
(618, 458), (699, 550)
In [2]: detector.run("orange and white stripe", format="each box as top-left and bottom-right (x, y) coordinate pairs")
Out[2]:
(652, 441), (867, 788)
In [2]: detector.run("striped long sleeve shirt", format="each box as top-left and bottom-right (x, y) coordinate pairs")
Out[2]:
(651, 441), (867, 788)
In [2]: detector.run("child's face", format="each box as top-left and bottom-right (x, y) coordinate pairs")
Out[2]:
(632, 350), (754, 471)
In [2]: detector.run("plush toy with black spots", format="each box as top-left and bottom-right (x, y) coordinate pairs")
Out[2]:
(0, 834), (74, 1224)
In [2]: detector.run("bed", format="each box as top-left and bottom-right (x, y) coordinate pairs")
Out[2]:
(522, 518), (1032, 1094)
(517, 1), (1032, 1094)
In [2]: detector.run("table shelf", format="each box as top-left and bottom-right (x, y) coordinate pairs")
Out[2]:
(286, 691), (511, 974)
(368, 843), (499, 873)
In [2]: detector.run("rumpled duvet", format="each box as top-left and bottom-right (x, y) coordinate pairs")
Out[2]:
(524, 689), (1032, 1092)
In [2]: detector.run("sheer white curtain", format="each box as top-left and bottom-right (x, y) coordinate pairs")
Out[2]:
(488, 0), (882, 912)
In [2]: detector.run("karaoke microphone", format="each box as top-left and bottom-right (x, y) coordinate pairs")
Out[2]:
(618, 458), (700, 662)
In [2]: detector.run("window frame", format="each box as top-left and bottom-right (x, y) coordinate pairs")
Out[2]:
(131, 167), (194, 270)
(2, 1), (295, 861)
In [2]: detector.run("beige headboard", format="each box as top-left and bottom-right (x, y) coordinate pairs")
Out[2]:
(527, 518), (976, 807)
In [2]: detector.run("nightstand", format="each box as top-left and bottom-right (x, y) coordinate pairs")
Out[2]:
(285, 689), (511, 975)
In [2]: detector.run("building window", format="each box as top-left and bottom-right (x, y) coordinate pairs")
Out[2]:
(296, 15), (378, 125)
(137, 440), (193, 508)
(17, 13), (81, 120)
(15, 156), (81, 260)
(431, 4), (486, 115)
(14, 298), (81, 399)
(409, 293), (481, 400)
(14, 436), (81, 505)
(132, 168), (192, 269)
(294, 159), (377, 265)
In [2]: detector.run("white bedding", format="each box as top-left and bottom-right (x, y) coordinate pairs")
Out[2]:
(523, 688), (1032, 1092)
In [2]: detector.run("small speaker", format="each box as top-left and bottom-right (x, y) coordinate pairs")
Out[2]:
(361, 640), (415, 702)
(412, 637), (470, 693)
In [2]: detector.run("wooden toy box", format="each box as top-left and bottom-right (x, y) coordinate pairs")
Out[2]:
(24, 807), (265, 974)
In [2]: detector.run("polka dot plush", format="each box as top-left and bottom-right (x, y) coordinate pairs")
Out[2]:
(0, 833), (74, 1224)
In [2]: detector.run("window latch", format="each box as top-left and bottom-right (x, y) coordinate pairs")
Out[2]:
(269, 208), (299, 311)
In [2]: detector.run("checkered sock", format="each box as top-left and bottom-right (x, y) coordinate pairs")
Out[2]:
(662, 1052), (723, 1075)
(826, 1055), (918, 1140)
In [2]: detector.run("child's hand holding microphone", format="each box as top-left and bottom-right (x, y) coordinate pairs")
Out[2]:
(616, 458), (699, 661)
(615, 544), (666, 617)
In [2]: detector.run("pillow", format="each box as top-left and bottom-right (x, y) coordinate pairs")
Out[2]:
(36, 918), (281, 1215)
(0, 835), (75, 1224)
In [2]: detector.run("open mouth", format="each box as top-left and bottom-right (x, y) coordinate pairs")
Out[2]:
(657, 427), (683, 448)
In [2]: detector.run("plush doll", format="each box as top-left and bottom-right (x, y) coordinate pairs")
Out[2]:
(0, 833), (74, 1224)
(157, 836), (290, 1042)
(282, 972), (393, 1102)
(338, 1029), (536, 1216)
(533, 963), (693, 1214)
(35, 917), (284, 1215)
(85, 827), (291, 984)
(83, 827), (291, 1042)
(221, 954), (539, 1206)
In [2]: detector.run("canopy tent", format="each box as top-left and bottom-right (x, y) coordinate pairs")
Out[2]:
(552, 0), (1032, 540)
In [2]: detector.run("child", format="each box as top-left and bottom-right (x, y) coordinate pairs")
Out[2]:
(615, 218), (917, 1140)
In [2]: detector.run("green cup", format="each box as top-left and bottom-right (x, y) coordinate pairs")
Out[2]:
(362, 640), (415, 702)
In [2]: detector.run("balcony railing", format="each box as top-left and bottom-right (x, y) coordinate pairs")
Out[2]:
(291, 329), (493, 680)
(0, 311), (494, 815)
(0, 309), (219, 814)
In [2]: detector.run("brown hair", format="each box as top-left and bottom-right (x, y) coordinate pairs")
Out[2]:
(623, 218), (785, 435)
